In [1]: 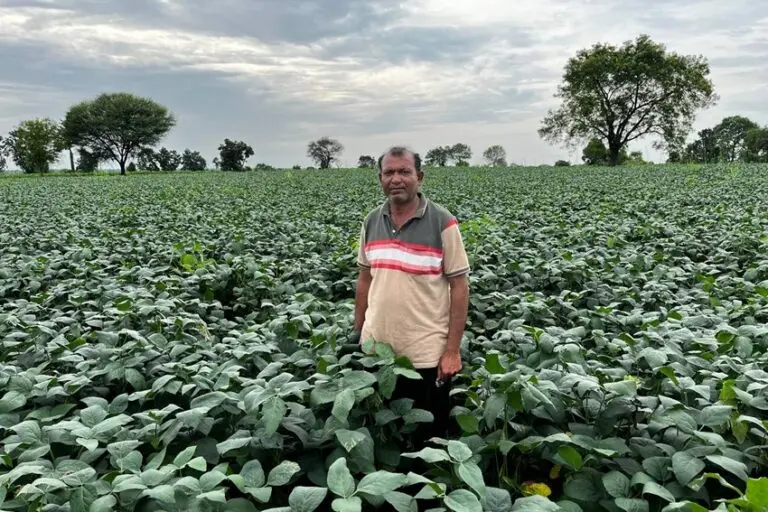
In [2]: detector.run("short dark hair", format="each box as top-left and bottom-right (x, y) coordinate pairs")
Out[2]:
(376, 146), (422, 175)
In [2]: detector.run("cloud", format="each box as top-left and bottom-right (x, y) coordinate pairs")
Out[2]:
(0, 0), (766, 168)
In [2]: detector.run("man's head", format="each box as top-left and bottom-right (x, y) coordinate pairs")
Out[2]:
(376, 146), (423, 205)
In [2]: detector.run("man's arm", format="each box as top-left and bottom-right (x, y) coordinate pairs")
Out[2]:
(354, 268), (372, 333)
(444, 273), (469, 355)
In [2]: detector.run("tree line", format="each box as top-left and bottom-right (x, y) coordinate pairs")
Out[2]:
(1, 33), (767, 174)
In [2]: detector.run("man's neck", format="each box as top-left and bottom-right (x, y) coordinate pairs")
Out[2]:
(389, 196), (419, 217)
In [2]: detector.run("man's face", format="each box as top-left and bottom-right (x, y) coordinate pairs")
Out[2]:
(379, 153), (423, 205)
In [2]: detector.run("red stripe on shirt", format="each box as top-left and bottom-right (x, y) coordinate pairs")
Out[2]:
(365, 239), (443, 256)
(443, 217), (458, 230)
(371, 260), (443, 275)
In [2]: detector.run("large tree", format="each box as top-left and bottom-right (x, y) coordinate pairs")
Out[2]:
(307, 137), (343, 169)
(743, 127), (768, 163)
(425, 147), (449, 167)
(62, 92), (176, 175)
(712, 115), (759, 162)
(538, 34), (717, 165)
(5, 118), (64, 173)
(217, 139), (253, 171)
(483, 145), (507, 166)
(181, 149), (207, 171)
(449, 143), (472, 166)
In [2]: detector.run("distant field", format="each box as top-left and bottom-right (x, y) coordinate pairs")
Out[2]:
(1, 164), (768, 511)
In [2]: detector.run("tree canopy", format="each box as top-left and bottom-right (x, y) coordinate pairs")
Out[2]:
(307, 137), (343, 169)
(483, 145), (507, 166)
(217, 139), (254, 171)
(62, 92), (176, 175)
(539, 34), (718, 165)
(4, 118), (64, 173)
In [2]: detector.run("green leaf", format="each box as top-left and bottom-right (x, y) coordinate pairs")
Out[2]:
(332, 389), (356, 422)
(327, 458), (356, 499)
(393, 367), (422, 380)
(355, 471), (407, 496)
(603, 471), (630, 498)
(642, 482), (675, 503)
(456, 414), (480, 433)
(288, 486), (328, 512)
(616, 498), (649, 512)
(672, 452), (705, 486)
(485, 353), (505, 374)
(216, 436), (251, 454)
(241, 460), (266, 488)
(402, 447), (451, 463)
(188, 457), (207, 472)
(447, 440), (473, 463)
(698, 405), (733, 427)
(705, 455), (748, 481)
(457, 461), (486, 497)
(267, 461), (301, 486)
(744, 477), (768, 508)
(510, 495), (560, 512)
(484, 487), (513, 512)
(336, 430), (367, 452)
(190, 391), (228, 411)
(173, 446), (197, 467)
(143, 484), (176, 503)
(262, 396), (286, 435)
(0, 391), (27, 413)
(558, 446), (583, 470)
(331, 497), (363, 512)
(445, 489), (484, 512)
(90, 495), (117, 512)
(385, 491), (417, 512)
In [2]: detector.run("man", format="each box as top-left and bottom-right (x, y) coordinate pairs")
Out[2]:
(351, 145), (470, 445)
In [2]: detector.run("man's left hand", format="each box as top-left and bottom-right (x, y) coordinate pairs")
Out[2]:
(438, 350), (462, 380)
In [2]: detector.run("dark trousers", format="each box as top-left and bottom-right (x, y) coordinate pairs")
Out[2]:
(389, 366), (452, 449)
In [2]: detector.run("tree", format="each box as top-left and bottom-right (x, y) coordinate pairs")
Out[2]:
(483, 145), (506, 166)
(76, 148), (106, 171)
(582, 138), (608, 164)
(449, 143), (472, 165)
(743, 127), (768, 163)
(217, 139), (253, 171)
(137, 148), (160, 171)
(5, 118), (64, 173)
(307, 137), (343, 169)
(358, 155), (375, 168)
(425, 147), (449, 167)
(712, 115), (759, 162)
(0, 136), (7, 172)
(181, 149), (206, 171)
(155, 147), (181, 171)
(683, 128), (719, 163)
(538, 34), (717, 165)
(582, 138), (629, 164)
(62, 92), (176, 175)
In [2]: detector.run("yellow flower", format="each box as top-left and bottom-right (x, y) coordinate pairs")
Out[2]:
(522, 482), (552, 497)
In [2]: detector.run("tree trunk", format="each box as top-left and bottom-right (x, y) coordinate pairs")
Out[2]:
(608, 143), (622, 166)
(69, 148), (75, 172)
(120, 159), (127, 175)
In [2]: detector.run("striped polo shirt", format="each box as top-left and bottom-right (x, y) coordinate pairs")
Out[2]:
(357, 192), (470, 368)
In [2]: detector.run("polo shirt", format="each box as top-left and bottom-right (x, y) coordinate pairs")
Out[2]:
(357, 192), (470, 368)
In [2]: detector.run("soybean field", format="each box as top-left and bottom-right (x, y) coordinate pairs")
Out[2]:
(1, 163), (768, 512)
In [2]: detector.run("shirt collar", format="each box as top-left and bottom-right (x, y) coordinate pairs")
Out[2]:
(383, 192), (428, 218)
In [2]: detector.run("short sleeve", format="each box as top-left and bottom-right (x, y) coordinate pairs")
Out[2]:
(357, 222), (370, 269)
(441, 217), (470, 277)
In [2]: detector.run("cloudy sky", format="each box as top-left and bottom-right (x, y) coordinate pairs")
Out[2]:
(1, 0), (767, 169)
